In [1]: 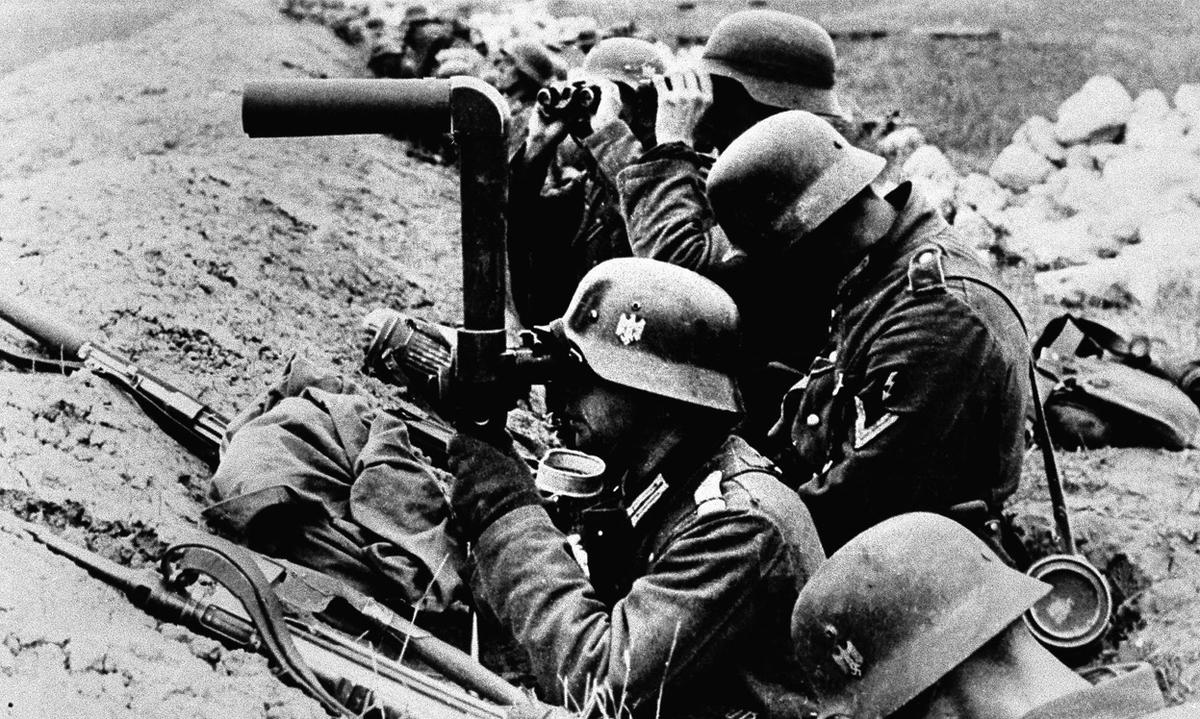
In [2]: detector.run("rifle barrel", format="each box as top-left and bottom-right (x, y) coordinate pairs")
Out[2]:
(6, 514), (505, 719)
(0, 292), (90, 358)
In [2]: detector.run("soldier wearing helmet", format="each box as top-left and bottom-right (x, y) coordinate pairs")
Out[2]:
(792, 513), (1197, 719)
(581, 11), (852, 442)
(507, 37), (669, 326)
(596, 11), (851, 271)
(447, 258), (825, 718)
(704, 110), (1033, 552)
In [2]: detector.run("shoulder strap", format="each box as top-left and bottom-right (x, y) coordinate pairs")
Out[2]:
(939, 258), (1075, 554)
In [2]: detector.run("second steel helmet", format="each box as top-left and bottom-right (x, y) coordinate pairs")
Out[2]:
(561, 258), (743, 413)
(791, 513), (1051, 719)
(700, 10), (845, 118)
(501, 39), (566, 86)
(581, 37), (668, 85)
(707, 110), (886, 248)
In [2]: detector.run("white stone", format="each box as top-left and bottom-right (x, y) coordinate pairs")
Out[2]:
(955, 172), (1009, 214)
(990, 143), (1055, 191)
(1006, 215), (1118, 268)
(1047, 167), (1103, 215)
(903, 145), (958, 217)
(1087, 210), (1141, 245)
(952, 206), (997, 250)
(1133, 210), (1200, 258)
(1064, 144), (1096, 170)
(903, 144), (958, 185)
(1015, 115), (1066, 164)
(1054, 75), (1134, 145)
(1127, 90), (1188, 149)
(1098, 149), (1200, 220)
(1043, 211), (1200, 307)
(1175, 83), (1200, 118)
(1036, 256), (1147, 308)
(1088, 142), (1124, 170)
(909, 176), (955, 218)
(1133, 88), (1172, 119)
(876, 127), (926, 158)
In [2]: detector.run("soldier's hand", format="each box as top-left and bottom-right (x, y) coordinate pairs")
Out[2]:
(447, 431), (542, 541)
(587, 78), (624, 133)
(652, 69), (713, 147)
(525, 106), (571, 160)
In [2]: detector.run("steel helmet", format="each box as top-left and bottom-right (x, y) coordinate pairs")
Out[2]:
(700, 10), (845, 118)
(707, 110), (885, 249)
(502, 39), (566, 85)
(791, 513), (1051, 719)
(581, 37), (668, 85)
(561, 258), (743, 413)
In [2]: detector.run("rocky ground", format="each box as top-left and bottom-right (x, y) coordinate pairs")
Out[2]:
(0, 0), (1198, 715)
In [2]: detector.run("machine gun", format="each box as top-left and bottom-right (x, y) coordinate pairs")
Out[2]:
(1, 512), (526, 718)
(243, 78), (575, 449)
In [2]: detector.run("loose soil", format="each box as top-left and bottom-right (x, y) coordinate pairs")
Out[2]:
(0, 0), (1197, 715)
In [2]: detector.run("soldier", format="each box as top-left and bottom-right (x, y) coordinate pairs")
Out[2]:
(507, 37), (668, 326)
(705, 111), (1032, 552)
(609, 10), (850, 273)
(791, 513), (1197, 719)
(491, 39), (568, 157)
(448, 258), (825, 718)
(588, 11), (852, 443)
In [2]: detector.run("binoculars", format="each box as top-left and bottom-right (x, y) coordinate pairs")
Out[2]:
(534, 81), (602, 120)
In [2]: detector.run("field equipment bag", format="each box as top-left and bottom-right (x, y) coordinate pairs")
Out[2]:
(1035, 314), (1200, 451)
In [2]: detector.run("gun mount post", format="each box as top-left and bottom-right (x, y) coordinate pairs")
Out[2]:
(241, 78), (511, 427)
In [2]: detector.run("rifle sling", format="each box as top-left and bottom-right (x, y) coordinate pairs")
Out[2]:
(161, 535), (354, 717)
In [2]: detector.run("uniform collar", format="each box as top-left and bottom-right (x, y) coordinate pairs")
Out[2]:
(833, 182), (946, 303)
(1018, 663), (1166, 719)
(624, 434), (738, 529)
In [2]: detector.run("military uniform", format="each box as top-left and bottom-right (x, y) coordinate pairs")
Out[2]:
(469, 435), (825, 718)
(772, 182), (1032, 551)
(1021, 664), (1198, 719)
(613, 138), (831, 445)
(507, 122), (643, 326)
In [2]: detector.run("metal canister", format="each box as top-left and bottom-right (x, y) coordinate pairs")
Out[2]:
(1024, 553), (1114, 650)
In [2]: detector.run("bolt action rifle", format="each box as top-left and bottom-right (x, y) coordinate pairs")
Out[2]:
(0, 291), (457, 468)
(1, 511), (526, 718)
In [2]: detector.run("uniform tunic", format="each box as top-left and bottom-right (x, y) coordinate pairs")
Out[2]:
(774, 183), (1033, 551)
(1020, 664), (1199, 719)
(611, 137), (837, 447)
(469, 436), (825, 718)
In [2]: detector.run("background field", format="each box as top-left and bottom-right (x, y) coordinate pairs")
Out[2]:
(459, 0), (1200, 169)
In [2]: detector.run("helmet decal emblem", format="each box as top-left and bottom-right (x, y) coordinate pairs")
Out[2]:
(831, 639), (864, 678)
(615, 312), (646, 345)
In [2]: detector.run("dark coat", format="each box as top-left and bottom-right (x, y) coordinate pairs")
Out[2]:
(773, 183), (1033, 551)
(469, 435), (825, 718)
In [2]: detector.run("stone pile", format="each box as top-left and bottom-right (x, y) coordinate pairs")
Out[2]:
(890, 75), (1200, 308)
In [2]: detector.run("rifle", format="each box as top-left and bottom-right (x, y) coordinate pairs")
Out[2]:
(1, 512), (524, 718)
(0, 291), (457, 467)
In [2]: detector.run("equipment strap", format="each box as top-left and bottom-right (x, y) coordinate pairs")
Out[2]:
(0, 343), (83, 374)
(161, 535), (353, 717)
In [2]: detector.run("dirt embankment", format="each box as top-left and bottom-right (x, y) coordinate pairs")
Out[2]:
(0, 1), (463, 715)
(1, 0), (1199, 714)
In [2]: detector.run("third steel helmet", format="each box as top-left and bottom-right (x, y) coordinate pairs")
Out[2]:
(561, 258), (742, 413)
(707, 110), (885, 248)
(791, 513), (1051, 719)
(699, 10), (845, 118)
(581, 37), (668, 86)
